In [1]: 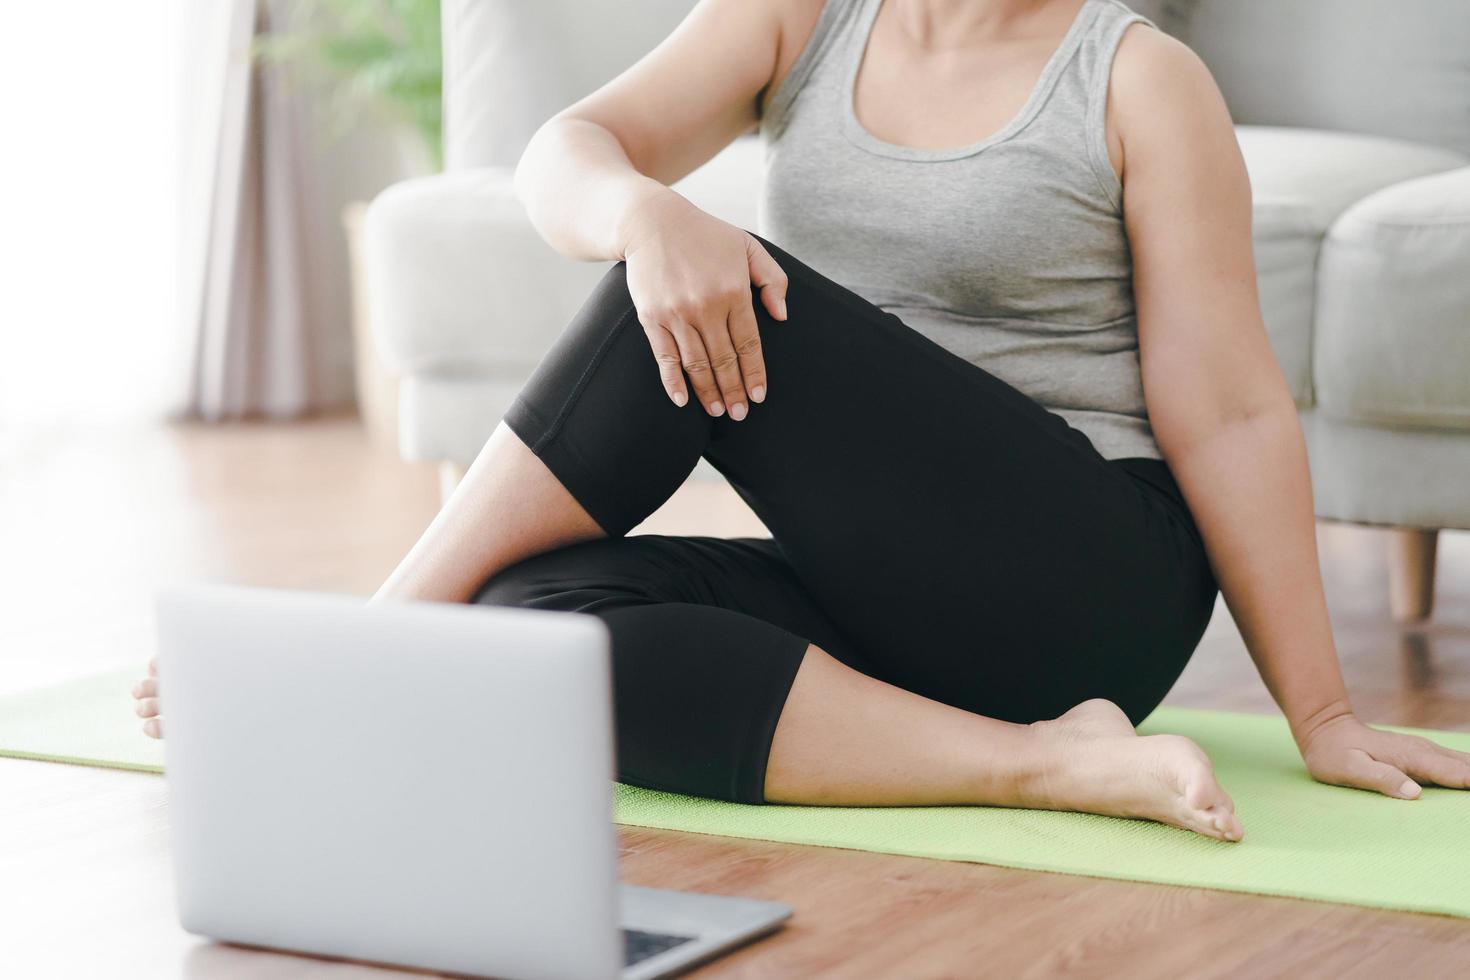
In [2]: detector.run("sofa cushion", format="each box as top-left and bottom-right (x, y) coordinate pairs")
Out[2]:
(1234, 126), (1466, 406)
(1314, 167), (1470, 432)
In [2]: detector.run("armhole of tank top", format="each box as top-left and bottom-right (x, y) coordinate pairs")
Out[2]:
(1085, 7), (1156, 214)
(760, 0), (860, 141)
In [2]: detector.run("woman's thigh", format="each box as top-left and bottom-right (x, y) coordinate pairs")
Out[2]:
(474, 533), (874, 674)
(696, 233), (1217, 723)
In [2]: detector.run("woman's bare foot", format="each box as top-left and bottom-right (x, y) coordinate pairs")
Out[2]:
(1028, 698), (1244, 842)
(131, 657), (162, 739)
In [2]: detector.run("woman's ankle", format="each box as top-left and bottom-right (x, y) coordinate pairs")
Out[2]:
(954, 717), (1065, 809)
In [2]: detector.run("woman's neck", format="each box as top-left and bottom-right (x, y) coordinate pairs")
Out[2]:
(888, 0), (1067, 50)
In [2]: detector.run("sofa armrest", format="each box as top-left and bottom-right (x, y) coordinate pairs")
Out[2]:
(362, 167), (614, 378)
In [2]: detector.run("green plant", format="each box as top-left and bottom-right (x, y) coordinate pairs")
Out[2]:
(255, 0), (443, 169)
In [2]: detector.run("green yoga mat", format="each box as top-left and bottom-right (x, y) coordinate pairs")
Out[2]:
(5, 668), (1469, 917)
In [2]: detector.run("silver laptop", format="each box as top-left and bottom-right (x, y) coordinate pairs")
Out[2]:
(156, 584), (791, 979)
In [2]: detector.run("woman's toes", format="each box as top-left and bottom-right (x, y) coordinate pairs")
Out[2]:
(1186, 787), (1242, 841)
(1171, 802), (1233, 841)
(1146, 736), (1243, 841)
(1183, 773), (1231, 813)
(1205, 806), (1241, 838)
(1207, 805), (1244, 841)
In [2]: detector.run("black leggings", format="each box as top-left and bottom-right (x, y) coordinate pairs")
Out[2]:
(475, 232), (1219, 805)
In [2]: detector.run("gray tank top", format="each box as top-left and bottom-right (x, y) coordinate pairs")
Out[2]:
(758, 0), (1161, 461)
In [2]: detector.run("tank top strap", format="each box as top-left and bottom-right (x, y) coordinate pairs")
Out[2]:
(1072, 0), (1159, 210)
(759, 0), (868, 141)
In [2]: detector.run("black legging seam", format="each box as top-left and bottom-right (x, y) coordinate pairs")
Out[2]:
(531, 299), (640, 455)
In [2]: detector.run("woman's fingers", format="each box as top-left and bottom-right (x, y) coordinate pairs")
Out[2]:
(696, 311), (750, 421)
(1402, 744), (1470, 790)
(629, 228), (786, 418)
(746, 236), (789, 321)
(135, 697), (160, 719)
(1430, 742), (1470, 768)
(666, 322), (725, 416)
(640, 321), (688, 407)
(1343, 750), (1420, 799)
(132, 676), (158, 699)
(728, 300), (767, 404)
(143, 718), (163, 739)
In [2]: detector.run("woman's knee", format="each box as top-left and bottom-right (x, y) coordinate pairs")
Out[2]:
(561, 262), (643, 364)
(473, 561), (547, 610)
(471, 537), (679, 611)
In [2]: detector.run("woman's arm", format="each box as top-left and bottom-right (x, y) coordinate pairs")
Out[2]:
(510, 0), (820, 417)
(1110, 27), (1470, 797)
(513, 0), (792, 262)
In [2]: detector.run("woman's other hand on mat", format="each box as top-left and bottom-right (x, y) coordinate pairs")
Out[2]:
(1297, 711), (1470, 799)
(132, 657), (162, 739)
(620, 188), (788, 420)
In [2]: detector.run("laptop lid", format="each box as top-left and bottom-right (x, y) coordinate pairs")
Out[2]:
(157, 584), (622, 980)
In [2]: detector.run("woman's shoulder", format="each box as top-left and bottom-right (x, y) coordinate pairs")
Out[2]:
(1107, 20), (1235, 184)
(1110, 19), (1221, 123)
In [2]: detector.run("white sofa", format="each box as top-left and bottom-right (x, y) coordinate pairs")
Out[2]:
(365, 0), (1470, 621)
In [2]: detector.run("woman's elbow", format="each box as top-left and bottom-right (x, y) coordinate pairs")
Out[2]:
(1151, 391), (1300, 461)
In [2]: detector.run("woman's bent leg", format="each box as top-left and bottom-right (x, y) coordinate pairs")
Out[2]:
(474, 534), (1049, 809)
(475, 534), (1239, 837)
(473, 237), (1236, 836)
(502, 232), (1217, 725)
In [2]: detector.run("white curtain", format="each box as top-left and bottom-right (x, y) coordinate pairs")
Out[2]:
(0, 1), (423, 440)
(178, 0), (349, 420)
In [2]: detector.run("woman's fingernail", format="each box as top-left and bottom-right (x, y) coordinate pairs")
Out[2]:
(672, 390), (687, 407)
(777, 299), (788, 319)
(1400, 780), (1421, 798)
(730, 402), (747, 421)
(751, 385), (765, 403)
(710, 401), (724, 417)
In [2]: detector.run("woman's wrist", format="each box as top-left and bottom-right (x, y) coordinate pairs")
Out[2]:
(613, 178), (690, 260)
(1288, 695), (1357, 750)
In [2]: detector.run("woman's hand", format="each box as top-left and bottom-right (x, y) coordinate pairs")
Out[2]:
(1297, 711), (1470, 799)
(619, 189), (788, 420)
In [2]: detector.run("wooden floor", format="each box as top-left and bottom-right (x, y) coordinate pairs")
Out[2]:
(3, 416), (1469, 977)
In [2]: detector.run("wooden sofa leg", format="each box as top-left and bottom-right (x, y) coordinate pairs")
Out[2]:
(1388, 528), (1438, 623)
(439, 461), (468, 505)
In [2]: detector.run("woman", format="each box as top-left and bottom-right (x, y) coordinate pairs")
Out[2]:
(135, 0), (1470, 840)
